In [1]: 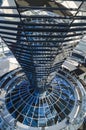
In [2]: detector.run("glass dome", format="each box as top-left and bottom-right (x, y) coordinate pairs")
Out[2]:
(5, 72), (75, 127)
(0, 1), (86, 130)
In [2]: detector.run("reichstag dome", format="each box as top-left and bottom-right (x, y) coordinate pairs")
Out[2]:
(0, 0), (86, 130)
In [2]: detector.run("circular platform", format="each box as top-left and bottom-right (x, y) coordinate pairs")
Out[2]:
(3, 69), (75, 127)
(0, 68), (85, 130)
